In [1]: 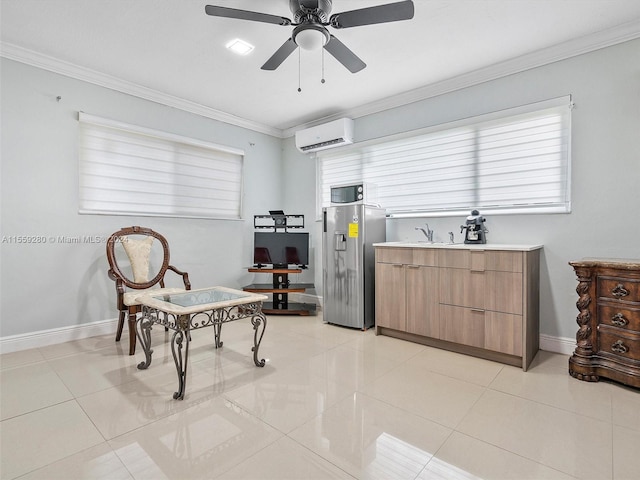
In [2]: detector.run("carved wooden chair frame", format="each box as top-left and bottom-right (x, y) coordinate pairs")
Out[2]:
(106, 226), (191, 355)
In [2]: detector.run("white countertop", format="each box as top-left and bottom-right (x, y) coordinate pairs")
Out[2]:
(373, 241), (543, 252)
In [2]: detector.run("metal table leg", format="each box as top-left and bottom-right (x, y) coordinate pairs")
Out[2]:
(213, 322), (223, 348)
(136, 313), (154, 370)
(172, 315), (191, 400)
(251, 313), (267, 367)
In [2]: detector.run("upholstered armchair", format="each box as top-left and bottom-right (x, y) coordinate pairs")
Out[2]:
(106, 226), (191, 355)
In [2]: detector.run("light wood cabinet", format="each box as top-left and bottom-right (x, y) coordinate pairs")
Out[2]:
(440, 304), (485, 349)
(375, 262), (406, 331)
(406, 265), (439, 338)
(375, 247), (439, 337)
(439, 250), (524, 356)
(485, 311), (523, 357)
(375, 244), (540, 370)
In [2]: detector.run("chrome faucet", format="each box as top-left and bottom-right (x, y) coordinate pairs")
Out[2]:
(415, 224), (434, 242)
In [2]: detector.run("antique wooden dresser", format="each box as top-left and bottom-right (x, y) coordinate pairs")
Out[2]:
(569, 258), (640, 388)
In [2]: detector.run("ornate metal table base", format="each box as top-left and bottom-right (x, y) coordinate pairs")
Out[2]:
(136, 302), (267, 400)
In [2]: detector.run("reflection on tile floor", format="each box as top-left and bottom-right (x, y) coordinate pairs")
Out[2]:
(1, 314), (639, 479)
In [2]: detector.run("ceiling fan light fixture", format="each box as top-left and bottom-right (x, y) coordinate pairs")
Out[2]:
(207, 1), (416, 72)
(293, 25), (329, 50)
(225, 38), (255, 55)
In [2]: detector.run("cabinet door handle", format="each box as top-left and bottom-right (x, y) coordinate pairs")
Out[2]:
(611, 340), (628, 354)
(611, 313), (628, 327)
(470, 308), (485, 313)
(612, 284), (629, 298)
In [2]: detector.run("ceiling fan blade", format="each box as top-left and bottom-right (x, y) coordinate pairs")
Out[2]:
(205, 5), (291, 26)
(324, 35), (366, 73)
(261, 38), (297, 70)
(330, 0), (414, 29)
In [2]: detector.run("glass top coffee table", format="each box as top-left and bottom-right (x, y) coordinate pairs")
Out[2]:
(135, 286), (268, 400)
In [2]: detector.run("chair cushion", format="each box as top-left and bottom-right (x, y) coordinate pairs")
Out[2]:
(123, 287), (187, 306)
(121, 236), (154, 283)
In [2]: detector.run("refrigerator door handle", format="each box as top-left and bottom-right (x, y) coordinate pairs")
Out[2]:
(334, 232), (347, 251)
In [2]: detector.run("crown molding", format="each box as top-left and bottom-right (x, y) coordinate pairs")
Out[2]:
(282, 18), (640, 137)
(0, 42), (284, 138)
(3, 17), (639, 140)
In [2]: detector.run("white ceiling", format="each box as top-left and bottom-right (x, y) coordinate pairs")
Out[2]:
(2, 0), (640, 135)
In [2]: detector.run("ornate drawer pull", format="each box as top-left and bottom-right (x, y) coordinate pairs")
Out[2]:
(611, 313), (628, 326)
(611, 340), (628, 354)
(612, 284), (629, 298)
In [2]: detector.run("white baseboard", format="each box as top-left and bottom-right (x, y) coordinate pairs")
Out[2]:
(0, 318), (119, 354)
(1, 312), (575, 356)
(539, 333), (576, 355)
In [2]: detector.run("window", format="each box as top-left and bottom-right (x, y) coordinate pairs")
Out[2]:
(318, 96), (572, 217)
(78, 113), (244, 219)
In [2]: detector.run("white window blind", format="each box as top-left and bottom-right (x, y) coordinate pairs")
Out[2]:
(79, 113), (244, 219)
(318, 97), (571, 217)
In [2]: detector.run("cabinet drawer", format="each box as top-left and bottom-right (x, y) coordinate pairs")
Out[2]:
(439, 249), (470, 269)
(485, 271), (523, 315)
(597, 327), (640, 361)
(440, 305), (522, 355)
(485, 311), (523, 356)
(598, 276), (640, 303)
(412, 248), (437, 266)
(597, 304), (640, 331)
(376, 248), (413, 264)
(438, 249), (523, 272)
(440, 305), (485, 349)
(485, 251), (523, 273)
(440, 269), (522, 314)
(440, 268), (485, 309)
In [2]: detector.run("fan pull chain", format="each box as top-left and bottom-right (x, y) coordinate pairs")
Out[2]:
(297, 48), (302, 93)
(321, 47), (326, 84)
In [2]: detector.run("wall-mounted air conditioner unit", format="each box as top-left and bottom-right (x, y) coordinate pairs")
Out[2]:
(295, 118), (354, 153)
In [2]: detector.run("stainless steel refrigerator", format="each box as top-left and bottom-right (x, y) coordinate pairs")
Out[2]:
(322, 204), (386, 329)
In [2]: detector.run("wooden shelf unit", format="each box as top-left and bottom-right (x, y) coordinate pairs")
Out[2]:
(244, 268), (316, 315)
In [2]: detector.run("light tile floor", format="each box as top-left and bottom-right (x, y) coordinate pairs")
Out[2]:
(1, 314), (639, 480)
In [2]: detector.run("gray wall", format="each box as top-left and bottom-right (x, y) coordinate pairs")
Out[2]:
(2, 38), (639, 343)
(1, 59), (283, 337)
(282, 38), (640, 341)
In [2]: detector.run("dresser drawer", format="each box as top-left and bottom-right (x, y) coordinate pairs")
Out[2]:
(570, 259), (640, 387)
(598, 304), (640, 331)
(598, 276), (640, 303)
(597, 327), (640, 361)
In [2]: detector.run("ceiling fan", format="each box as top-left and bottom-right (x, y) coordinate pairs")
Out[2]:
(205, 0), (415, 73)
